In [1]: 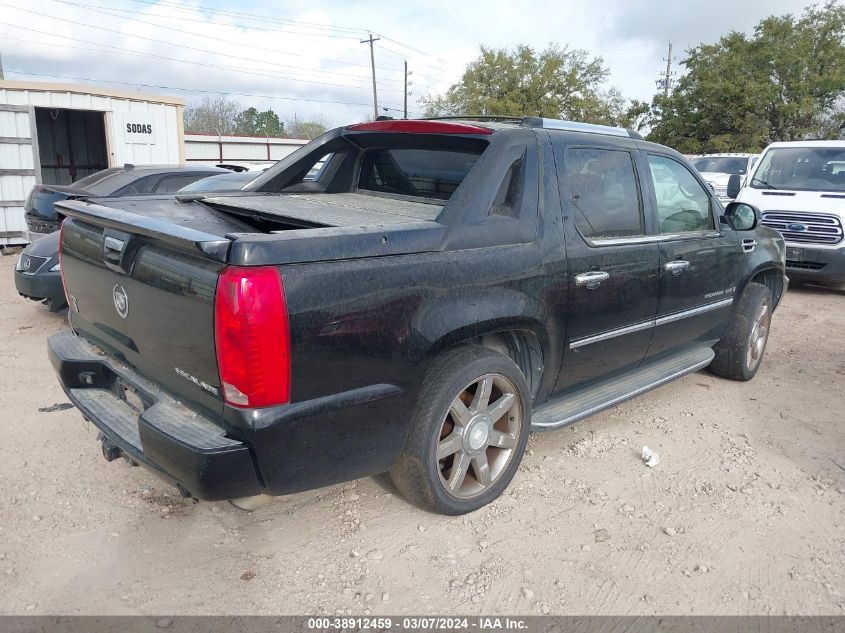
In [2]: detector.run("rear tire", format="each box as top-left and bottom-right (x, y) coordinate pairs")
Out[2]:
(390, 347), (531, 515)
(709, 282), (772, 381)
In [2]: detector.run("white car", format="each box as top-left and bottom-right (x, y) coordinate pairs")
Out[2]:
(689, 153), (759, 204)
(731, 140), (845, 286)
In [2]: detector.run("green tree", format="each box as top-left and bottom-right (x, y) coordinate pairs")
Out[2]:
(648, 2), (845, 153)
(234, 107), (284, 136)
(420, 44), (630, 125)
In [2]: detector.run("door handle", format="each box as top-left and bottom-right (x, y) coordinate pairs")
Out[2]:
(575, 271), (610, 289)
(664, 259), (690, 275)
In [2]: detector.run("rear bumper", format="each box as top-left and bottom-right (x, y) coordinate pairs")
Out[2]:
(24, 213), (61, 236)
(48, 331), (263, 501)
(785, 245), (845, 284)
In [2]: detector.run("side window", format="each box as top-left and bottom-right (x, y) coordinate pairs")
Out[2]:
(566, 148), (644, 239)
(647, 155), (714, 233)
(490, 155), (525, 218)
(303, 153), (333, 182)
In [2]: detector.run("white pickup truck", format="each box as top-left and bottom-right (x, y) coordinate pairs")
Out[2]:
(729, 140), (845, 286)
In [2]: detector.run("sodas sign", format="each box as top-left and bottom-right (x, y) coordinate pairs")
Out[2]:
(124, 116), (156, 144)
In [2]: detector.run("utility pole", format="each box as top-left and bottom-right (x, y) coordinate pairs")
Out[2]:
(657, 41), (675, 97)
(361, 33), (380, 120)
(403, 60), (408, 119)
(0, 48), (4, 80)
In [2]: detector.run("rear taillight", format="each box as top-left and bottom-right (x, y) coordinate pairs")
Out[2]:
(214, 266), (290, 408)
(58, 220), (71, 309)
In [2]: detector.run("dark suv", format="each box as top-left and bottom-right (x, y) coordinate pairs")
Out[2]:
(49, 117), (786, 514)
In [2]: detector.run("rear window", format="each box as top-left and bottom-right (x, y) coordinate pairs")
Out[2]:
(70, 168), (125, 193)
(358, 149), (481, 201)
(72, 170), (150, 196)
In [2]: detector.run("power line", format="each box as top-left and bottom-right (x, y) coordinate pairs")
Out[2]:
(47, 0), (408, 75)
(123, 0), (452, 77)
(5, 69), (412, 114)
(0, 3), (407, 87)
(0, 22), (382, 91)
(124, 0), (367, 38)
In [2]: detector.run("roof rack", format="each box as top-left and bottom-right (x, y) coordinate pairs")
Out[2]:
(423, 115), (643, 140)
(422, 115), (524, 123)
(521, 117), (643, 140)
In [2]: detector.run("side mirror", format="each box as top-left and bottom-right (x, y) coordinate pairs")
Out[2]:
(724, 201), (760, 231)
(726, 174), (742, 199)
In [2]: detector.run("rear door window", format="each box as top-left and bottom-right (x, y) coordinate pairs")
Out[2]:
(358, 149), (481, 200)
(565, 148), (644, 239)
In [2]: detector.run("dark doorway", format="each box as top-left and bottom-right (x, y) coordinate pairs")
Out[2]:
(35, 108), (109, 185)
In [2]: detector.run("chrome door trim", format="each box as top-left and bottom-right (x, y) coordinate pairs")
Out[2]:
(654, 297), (734, 327)
(590, 231), (721, 247)
(568, 297), (735, 349)
(569, 319), (654, 349)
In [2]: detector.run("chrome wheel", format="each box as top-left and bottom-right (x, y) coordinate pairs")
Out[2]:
(436, 373), (523, 499)
(746, 297), (770, 371)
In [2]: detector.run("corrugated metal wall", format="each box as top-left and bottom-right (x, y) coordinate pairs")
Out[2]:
(0, 104), (35, 245)
(184, 135), (308, 164)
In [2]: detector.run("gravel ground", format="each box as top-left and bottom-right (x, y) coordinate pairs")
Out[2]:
(0, 252), (843, 616)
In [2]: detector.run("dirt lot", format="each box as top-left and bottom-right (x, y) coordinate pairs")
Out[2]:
(0, 252), (843, 616)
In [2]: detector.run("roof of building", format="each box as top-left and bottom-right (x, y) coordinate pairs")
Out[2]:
(0, 80), (185, 106)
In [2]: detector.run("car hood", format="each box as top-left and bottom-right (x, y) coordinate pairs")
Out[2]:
(24, 230), (60, 258)
(698, 172), (733, 187)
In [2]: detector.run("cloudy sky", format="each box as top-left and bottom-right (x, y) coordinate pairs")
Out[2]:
(0, 0), (819, 126)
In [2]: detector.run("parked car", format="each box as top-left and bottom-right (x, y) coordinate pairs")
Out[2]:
(49, 117), (786, 515)
(16, 167), (238, 312)
(729, 140), (845, 286)
(14, 231), (64, 312)
(689, 153), (758, 204)
(24, 164), (229, 239)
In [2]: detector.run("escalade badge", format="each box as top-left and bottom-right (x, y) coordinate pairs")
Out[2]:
(787, 222), (807, 232)
(112, 284), (129, 319)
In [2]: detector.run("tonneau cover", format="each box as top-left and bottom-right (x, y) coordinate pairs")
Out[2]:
(205, 192), (443, 227)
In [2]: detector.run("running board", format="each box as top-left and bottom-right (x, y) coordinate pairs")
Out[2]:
(531, 345), (715, 430)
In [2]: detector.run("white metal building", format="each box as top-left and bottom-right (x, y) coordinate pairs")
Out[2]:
(0, 80), (185, 245)
(185, 134), (308, 166)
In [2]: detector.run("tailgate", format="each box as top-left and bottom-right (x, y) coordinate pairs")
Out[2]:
(57, 199), (231, 415)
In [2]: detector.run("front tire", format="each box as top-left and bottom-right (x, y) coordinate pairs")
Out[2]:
(390, 347), (531, 515)
(709, 282), (773, 381)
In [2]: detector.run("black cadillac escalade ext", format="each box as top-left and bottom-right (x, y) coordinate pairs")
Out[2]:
(48, 118), (787, 515)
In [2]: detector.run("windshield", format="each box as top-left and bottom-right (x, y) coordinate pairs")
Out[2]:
(690, 156), (749, 175)
(751, 146), (845, 192)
